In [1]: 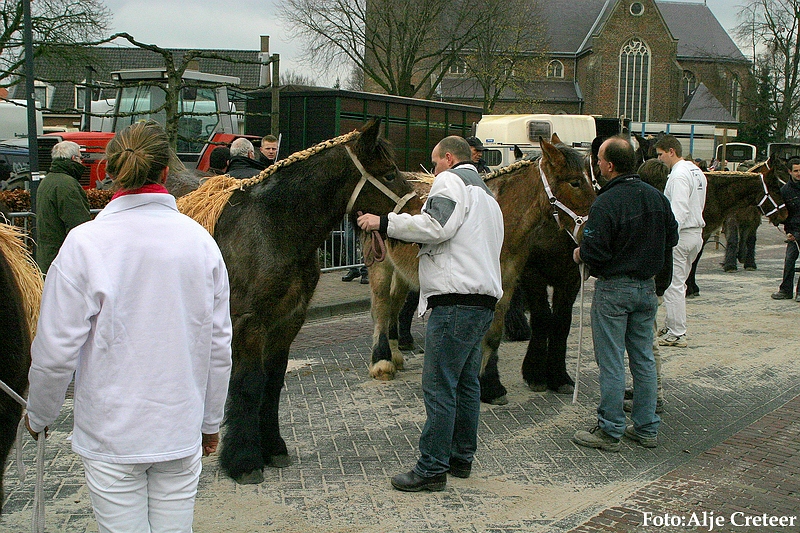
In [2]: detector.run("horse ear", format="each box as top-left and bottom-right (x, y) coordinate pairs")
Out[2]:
(551, 132), (562, 145)
(358, 117), (382, 152)
(513, 144), (524, 161)
(540, 137), (565, 167)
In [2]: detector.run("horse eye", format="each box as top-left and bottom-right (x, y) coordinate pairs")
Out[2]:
(383, 171), (396, 182)
(570, 180), (582, 188)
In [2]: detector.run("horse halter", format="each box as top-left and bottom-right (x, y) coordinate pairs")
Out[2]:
(757, 173), (785, 218)
(539, 159), (588, 245)
(344, 146), (416, 215)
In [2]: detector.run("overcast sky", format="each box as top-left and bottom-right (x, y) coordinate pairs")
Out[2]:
(101, 0), (742, 87)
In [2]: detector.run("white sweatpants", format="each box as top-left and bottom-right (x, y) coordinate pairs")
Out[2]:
(82, 449), (202, 533)
(662, 228), (703, 337)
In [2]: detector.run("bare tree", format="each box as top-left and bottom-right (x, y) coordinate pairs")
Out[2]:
(281, 70), (318, 86)
(280, 0), (491, 99)
(459, 0), (548, 112)
(735, 0), (800, 140)
(0, 0), (111, 89)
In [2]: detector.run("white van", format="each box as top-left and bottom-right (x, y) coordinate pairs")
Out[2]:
(0, 100), (43, 142)
(475, 114), (596, 170)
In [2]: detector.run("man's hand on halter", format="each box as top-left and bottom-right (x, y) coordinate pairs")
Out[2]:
(358, 213), (380, 232)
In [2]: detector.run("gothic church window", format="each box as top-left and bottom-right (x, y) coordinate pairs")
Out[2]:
(682, 70), (697, 97)
(617, 38), (650, 122)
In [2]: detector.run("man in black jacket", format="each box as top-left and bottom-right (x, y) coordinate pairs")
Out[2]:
(772, 158), (800, 300)
(572, 136), (678, 452)
(227, 138), (266, 179)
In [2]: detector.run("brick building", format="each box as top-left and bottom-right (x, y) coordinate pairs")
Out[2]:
(440, 0), (749, 124)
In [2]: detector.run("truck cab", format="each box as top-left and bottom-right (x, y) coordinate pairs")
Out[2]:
(475, 114), (596, 170)
(38, 68), (252, 188)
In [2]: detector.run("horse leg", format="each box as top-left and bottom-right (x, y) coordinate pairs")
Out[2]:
(740, 213), (760, 270)
(686, 249), (702, 298)
(259, 351), (291, 468)
(544, 278), (578, 394)
(397, 289), (418, 350)
(722, 215), (739, 272)
(219, 317), (268, 484)
(504, 281), (531, 342)
(368, 260), (398, 380)
(385, 273), (409, 368)
(520, 273), (551, 392)
(480, 294), (510, 405)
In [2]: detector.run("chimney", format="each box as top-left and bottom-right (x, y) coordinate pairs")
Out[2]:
(259, 35), (271, 87)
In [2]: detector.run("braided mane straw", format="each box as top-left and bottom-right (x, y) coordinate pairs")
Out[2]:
(0, 223), (44, 336)
(704, 171), (762, 179)
(484, 158), (535, 181)
(177, 130), (361, 235)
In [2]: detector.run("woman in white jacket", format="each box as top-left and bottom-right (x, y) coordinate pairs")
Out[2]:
(25, 121), (232, 533)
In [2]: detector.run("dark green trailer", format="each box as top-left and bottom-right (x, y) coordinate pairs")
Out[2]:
(244, 86), (483, 172)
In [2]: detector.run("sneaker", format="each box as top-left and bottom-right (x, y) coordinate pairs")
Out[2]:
(772, 291), (793, 300)
(572, 426), (620, 452)
(658, 334), (687, 347)
(624, 425), (658, 448)
(656, 327), (669, 338)
(623, 398), (664, 413)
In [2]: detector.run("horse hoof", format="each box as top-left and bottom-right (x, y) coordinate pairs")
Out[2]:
(234, 469), (265, 485)
(554, 383), (574, 395)
(370, 360), (396, 381)
(483, 395), (508, 406)
(528, 383), (548, 392)
(266, 454), (292, 468)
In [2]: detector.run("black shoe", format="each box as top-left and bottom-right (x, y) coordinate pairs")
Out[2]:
(341, 268), (360, 282)
(360, 273), (370, 284)
(390, 470), (446, 492)
(448, 458), (472, 479)
(772, 291), (793, 300)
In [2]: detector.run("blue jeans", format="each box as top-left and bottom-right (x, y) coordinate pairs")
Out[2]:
(415, 305), (494, 477)
(779, 241), (800, 296)
(591, 277), (660, 439)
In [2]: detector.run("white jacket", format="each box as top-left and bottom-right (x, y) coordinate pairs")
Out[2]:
(387, 164), (504, 315)
(664, 159), (706, 232)
(27, 193), (232, 464)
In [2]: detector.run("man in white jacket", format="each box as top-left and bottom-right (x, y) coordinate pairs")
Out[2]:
(358, 136), (503, 492)
(656, 134), (707, 348)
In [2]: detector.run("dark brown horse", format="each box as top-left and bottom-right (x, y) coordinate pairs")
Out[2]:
(0, 224), (40, 511)
(364, 139), (596, 408)
(190, 119), (416, 484)
(682, 156), (789, 296)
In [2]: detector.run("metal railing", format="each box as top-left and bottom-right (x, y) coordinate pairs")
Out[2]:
(6, 211), (364, 272)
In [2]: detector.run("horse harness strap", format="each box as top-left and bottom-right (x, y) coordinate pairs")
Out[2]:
(538, 160), (587, 245)
(344, 146), (416, 215)
(757, 173), (785, 217)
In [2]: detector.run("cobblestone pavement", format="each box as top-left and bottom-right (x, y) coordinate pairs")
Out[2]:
(2, 224), (799, 532)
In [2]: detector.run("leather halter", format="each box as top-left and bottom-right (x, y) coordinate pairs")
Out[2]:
(344, 146), (416, 215)
(757, 173), (785, 218)
(539, 159), (589, 245)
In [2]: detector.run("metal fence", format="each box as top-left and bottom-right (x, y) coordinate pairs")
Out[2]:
(7, 211), (364, 272)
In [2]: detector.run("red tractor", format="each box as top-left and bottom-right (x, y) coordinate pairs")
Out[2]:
(38, 68), (260, 189)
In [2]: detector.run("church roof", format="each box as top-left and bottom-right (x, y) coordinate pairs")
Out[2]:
(680, 82), (738, 124)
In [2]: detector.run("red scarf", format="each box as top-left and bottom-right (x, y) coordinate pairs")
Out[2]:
(111, 183), (170, 200)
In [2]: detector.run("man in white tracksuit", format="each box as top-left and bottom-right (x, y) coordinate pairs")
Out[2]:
(655, 134), (707, 348)
(358, 135), (503, 492)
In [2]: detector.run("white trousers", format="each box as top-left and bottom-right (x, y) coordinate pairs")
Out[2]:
(82, 449), (202, 533)
(662, 228), (703, 337)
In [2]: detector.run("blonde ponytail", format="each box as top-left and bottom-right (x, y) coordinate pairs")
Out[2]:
(105, 121), (172, 190)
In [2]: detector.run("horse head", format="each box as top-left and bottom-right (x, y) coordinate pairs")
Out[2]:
(759, 156), (790, 224)
(539, 137), (597, 242)
(344, 118), (416, 218)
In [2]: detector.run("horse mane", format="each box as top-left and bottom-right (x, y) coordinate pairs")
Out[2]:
(704, 171), (761, 180)
(0, 223), (43, 336)
(746, 161), (770, 173)
(485, 158), (536, 182)
(177, 130), (361, 235)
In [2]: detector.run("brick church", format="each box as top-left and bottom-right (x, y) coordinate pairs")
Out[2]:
(439, 0), (749, 125)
